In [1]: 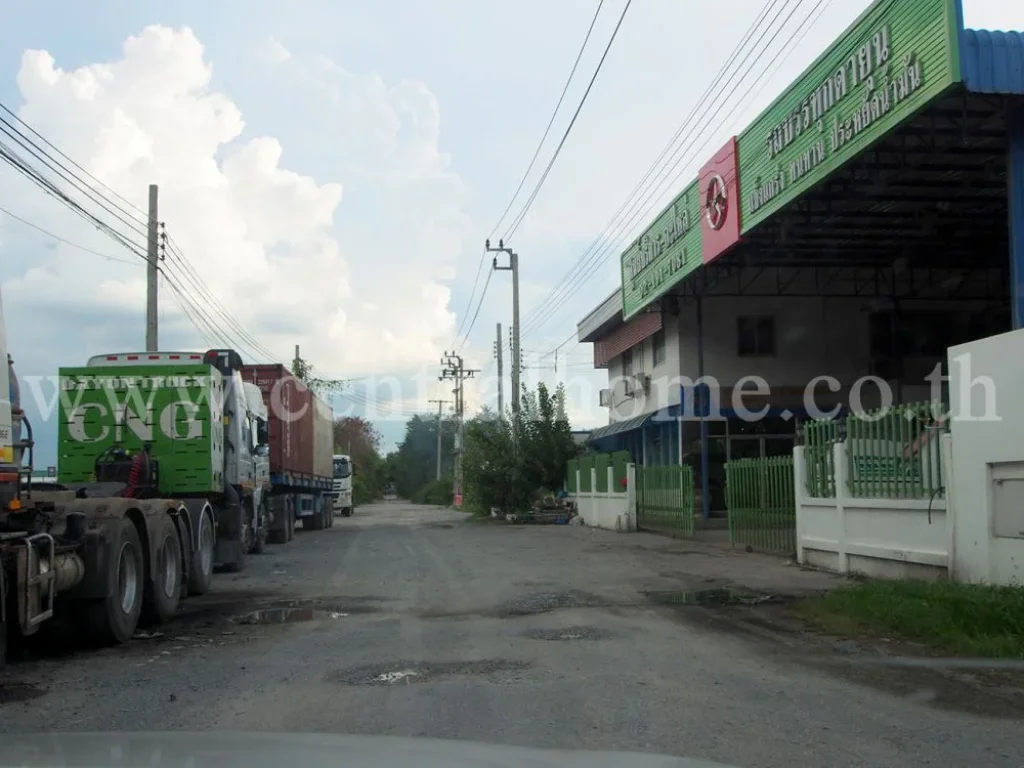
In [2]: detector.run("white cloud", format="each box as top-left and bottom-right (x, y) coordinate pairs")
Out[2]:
(0, 24), (468, 387)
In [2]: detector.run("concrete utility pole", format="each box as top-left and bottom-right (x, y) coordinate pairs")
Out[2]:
(427, 398), (451, 481)
(486, 239), (520, 433)
(145, 184), (159, 352)
(494, 323), (504, 416)
(440, 351), (479, 502)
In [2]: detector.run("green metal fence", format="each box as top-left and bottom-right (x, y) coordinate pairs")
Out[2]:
(566, 451), (632, 494)
(636, 465), (695, 538)
(846, 402), (947, 499)
(801, 401), (948, 500)
(725, 456), (796, 555)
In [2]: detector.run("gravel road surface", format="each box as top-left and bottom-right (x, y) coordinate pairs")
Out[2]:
(1, 502), (1020, 767)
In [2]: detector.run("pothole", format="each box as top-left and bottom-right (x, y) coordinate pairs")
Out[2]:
(0, 682), (46, 705)
(643, 588), (777, 607)
(496, 590), (605, 617)
(233, 598), (380, 625)
(234, 607), (349, 625)
(521, 626), (611, 641)
(326, 659), (529, 686)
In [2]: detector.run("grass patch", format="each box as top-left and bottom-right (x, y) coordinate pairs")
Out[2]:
(796, 580), (1024, 659)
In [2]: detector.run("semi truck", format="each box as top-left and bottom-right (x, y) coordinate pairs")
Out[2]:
(0, 290), (267, 663)
(331, 454), (354, 517)
(240, 364), (334, 536)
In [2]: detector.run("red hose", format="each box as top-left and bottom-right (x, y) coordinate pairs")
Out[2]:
(121, 452), (146, 498)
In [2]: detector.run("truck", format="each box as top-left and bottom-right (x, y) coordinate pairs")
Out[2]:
(0, 293), (268, 663)
(240, 364), (334, 536)
(330, 454), (354, 517)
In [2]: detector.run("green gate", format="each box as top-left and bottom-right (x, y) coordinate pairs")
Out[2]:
(636, 465), (695, 538)
(725, 457), (796, 555)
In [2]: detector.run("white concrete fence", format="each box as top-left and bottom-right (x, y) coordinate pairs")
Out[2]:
(566, 464), (637, 532)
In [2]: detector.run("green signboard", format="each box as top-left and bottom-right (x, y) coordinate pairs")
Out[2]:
(737, 0), (961, 233)
(620, 180), (702, 320)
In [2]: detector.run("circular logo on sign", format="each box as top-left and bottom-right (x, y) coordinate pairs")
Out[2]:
(704, 172), (728, 231)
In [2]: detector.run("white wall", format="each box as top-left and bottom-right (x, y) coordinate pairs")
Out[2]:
(947, 329), (1024, 586)
(568, 465), (637, 532)
(606, 321), (681, 422)
(795, 441), (951, 580)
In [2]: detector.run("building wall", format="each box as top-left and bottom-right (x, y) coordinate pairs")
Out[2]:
(947, 328), (1024, 586)
(601, 268), (997, 422)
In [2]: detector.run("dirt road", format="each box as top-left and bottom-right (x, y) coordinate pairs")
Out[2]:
(1, 503), (1020, 767)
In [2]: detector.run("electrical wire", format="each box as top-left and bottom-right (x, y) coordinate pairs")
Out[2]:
(455, 264), (493, 351)
(451, 0), (608, 347)
(0, 204), (142, 265)
(501, 0), (633, 243)
(518, 0), (830, 340)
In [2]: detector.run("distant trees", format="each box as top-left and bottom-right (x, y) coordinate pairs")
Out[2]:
(332, 416), (385, 505)
(390, 413), (458, 501)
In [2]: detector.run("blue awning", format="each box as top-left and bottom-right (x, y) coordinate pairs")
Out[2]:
(963, 29), (1024, 95)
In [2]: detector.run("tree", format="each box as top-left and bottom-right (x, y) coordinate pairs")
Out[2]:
(332, 416), (385, 505)
(391, 413), (458, 498)
(462, 382), (580, 515)
(291, 350), (347, 397)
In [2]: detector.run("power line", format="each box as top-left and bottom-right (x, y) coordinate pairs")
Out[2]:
(0, 204), (142, 265)
(502, 0), (633, 243)
(455, 264), (493, 350)
(520, 0), (832, 340)
(452, 0), (607, 347)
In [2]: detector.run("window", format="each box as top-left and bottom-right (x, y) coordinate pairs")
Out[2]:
(737, 316), (775, 356)
(333, 457), (351, 478)
(621, 348), (634, 377)
(652, 329), (666, 367)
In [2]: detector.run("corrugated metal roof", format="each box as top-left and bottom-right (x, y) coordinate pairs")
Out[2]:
(962, 28), (1024, 95)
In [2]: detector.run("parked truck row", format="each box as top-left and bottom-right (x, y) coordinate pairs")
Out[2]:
(0, 290), (354, 667)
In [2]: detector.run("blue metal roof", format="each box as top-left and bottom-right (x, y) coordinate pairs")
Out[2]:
(962, 29), (1024, 95)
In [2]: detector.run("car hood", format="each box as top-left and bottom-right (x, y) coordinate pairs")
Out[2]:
(0, 732), (734, 768)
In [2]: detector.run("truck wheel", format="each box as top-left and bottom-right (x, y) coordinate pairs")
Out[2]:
(343, 507), (353, 517)
(286, 505), (295, 542)
(188, 510), (215, 596)
(326, 506), (335, 529)
(251, 498), (269, 554)
(142, 521), (182, 625)
(306, 512), (325, 531)
(80, 516), (144, 644)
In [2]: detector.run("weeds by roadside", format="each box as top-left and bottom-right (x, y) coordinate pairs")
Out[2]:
(796, 580), (1024, 658)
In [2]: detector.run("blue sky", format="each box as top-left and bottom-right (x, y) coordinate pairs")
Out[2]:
(0, 0), (1017, 462)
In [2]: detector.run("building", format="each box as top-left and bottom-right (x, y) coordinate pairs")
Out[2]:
(578, 0), (1023, 519)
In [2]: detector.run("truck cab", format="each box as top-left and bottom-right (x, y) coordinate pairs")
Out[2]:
(332, 454), (354, 517)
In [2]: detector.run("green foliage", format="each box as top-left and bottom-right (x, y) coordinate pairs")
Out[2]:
(411, 478), (453, 506)
(332, 416), (386, 504)
(796, 580), (1024, 658)
(391, 413), (457, 498)
(463, 382), (580, 516)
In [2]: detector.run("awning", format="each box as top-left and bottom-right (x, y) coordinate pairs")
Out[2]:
(586, 406), (680, 443)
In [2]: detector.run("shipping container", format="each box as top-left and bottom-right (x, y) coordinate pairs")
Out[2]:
(241, 364), (335, 535)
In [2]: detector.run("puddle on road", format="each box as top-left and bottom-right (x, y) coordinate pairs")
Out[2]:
(326, 659), (530, 686)
(521, 626), (611, 641)
(0, 682), (46, 705)
(497, 590), (606, 617)
(644, 588), (776, 607)
(233, 598), (381, 626)
(234, 607), (349, 625)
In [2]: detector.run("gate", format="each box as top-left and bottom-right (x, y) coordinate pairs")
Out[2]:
(725, 456), (796, 555)
(636, 465), (695, 538)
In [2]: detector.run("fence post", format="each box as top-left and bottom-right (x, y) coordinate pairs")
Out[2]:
(833, 441), (849, 574)
(940, 432), (957, 579)
(793, 446), (807, 565)
(626, 463), (637, 531)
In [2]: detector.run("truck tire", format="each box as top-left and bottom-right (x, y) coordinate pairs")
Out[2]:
(306, 511), (325, 531)
(285, 504), (295, 542)
(343, 507), (353, 517)
(251, 497), (269, 554)
(141, 520), (183, 625)
(188, 509), (215, 596)
(79, 516), (145, 645)
(326, 506), (335, 529)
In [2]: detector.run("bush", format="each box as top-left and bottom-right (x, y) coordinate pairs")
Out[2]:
(411, 478), (453, 506)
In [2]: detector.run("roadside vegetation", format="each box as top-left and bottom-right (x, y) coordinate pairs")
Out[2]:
(796, 579), (1024, 658)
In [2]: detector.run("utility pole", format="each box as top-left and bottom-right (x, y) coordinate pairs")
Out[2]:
(486, 239), (520, 435)
(494, 323), (504, 416)
(428, 398), (451, 481)
(440, 351), (479, 503)
(145, 184), (159, 352)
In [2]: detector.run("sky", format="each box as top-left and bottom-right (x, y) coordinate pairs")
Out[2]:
(0, 0), (1017, 463)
